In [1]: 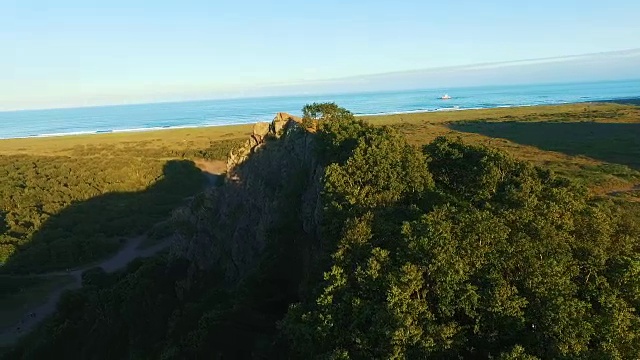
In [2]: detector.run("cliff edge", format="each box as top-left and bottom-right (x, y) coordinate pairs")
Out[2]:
(170, 112), (322, 284)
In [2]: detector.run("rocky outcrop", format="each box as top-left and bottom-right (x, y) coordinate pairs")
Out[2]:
(225, 113), (302, 176)
(171, 112), (323, 285)
(272, 112), (301, 135)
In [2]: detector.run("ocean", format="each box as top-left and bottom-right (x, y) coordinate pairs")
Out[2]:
(1, 79), (639, 139)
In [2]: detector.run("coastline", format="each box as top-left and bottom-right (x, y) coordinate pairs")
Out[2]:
(0, 98), (638, 143)
(597, 97), (640, 106)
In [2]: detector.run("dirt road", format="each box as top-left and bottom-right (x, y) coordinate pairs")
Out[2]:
(0, 236), (171, 346)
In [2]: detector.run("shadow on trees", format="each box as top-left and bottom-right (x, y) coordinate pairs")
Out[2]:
(448, 122), (640, 169)
(1, 160), (206, 274)
(0, 213), (6, 235)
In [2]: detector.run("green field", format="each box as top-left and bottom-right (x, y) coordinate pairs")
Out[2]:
(0, 123), (252, 157)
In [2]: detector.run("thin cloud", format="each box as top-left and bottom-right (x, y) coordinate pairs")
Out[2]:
(337, 48), (640, 81)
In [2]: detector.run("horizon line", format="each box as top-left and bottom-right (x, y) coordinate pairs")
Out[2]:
(2, 48), (639, 113)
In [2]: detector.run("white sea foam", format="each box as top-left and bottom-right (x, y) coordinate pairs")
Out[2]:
(4, 130), (98, 139)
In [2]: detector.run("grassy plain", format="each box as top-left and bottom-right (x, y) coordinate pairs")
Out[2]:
(0, 124), (252, 158)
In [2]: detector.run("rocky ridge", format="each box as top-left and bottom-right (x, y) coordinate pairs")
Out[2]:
(170, 112), (322, 284)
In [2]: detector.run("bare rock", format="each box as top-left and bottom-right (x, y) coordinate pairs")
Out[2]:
(252, 122), (270, 141)
(172, 110), (322, 285)
(271, 112), (301, 137)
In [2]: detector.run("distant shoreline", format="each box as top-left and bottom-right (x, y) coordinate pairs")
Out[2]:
(1, 97), (638, 142)
(596, 97), (640, 106)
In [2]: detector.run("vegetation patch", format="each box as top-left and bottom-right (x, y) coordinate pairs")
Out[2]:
(0, 132), (241, 273)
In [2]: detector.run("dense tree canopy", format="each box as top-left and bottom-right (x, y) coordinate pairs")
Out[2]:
(283, 119), (640, 359)
(4, 104), (639, 359)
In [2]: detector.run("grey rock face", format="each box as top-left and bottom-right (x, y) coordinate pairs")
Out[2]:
(171, 112), (323, 285)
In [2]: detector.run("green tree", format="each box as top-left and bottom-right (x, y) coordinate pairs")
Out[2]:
(308, 103), (370, 164)
(284, 133), (640, 359)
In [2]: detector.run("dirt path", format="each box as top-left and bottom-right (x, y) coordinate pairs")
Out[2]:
(0, 162), (221, 347)
(0, 236), (171, 346)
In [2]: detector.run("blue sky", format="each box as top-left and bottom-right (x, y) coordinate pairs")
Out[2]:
(1, 0), (640, 110)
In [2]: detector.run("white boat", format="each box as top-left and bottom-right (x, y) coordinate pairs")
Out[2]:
(441, 94), (452, 100)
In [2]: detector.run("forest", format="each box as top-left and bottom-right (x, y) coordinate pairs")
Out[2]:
(2, 103), (640, 359)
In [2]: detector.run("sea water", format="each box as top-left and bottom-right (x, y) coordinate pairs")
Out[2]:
(0, 79), (639, 139)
